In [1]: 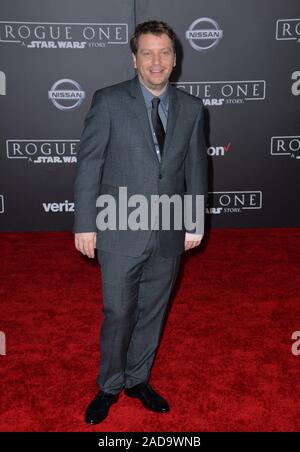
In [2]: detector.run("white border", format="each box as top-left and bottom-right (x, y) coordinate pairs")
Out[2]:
(208, 191), (262, 209)
(271, 135), (300, 155)
(173, 80), (266, 100)
(0, 22), (128, 44)
(6, 139), (80, 159)
(276, 18), (300, 41)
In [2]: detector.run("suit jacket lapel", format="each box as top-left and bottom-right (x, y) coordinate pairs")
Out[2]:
(129, 76), (158, 163)
(162, 82), (180, 165)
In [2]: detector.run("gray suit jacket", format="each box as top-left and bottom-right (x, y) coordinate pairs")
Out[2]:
(73, 75), (208, 257)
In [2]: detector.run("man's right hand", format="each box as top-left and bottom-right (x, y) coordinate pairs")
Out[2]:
(74, 232), (96, 258)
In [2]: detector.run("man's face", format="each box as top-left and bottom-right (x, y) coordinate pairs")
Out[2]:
(132, 33), (176, 92)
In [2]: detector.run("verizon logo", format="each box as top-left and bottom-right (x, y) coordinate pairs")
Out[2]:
(43, 200), (74, 213)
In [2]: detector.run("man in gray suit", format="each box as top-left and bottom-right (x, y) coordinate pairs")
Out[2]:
(73, 20), (208, 424)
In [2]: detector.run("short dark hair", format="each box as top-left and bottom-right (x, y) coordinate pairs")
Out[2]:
(130, 20), (176, 55)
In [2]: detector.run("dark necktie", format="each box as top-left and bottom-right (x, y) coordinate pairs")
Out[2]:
(151, 97), (165, 156)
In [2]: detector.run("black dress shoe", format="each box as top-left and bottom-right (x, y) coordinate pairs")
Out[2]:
(85, 390), (118, 424)
(124, 382), (170, 413)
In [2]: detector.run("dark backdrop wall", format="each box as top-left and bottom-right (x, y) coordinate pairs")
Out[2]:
(0, 0), (299, 231)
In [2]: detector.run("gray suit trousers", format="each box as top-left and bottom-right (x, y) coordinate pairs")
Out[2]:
(96, 229), (181, 394)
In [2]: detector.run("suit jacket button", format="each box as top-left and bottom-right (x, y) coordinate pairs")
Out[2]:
(159, 174), (162, 179)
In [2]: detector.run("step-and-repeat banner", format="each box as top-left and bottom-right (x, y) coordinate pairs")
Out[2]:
(0, 0), (299, 231)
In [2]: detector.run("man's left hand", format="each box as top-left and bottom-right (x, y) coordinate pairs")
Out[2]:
(184, 232), (203, 251)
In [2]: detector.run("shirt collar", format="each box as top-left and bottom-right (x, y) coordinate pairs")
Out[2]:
(139, 78), (169, 109)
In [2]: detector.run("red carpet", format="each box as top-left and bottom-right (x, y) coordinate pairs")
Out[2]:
(0, 228), (300, 432)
